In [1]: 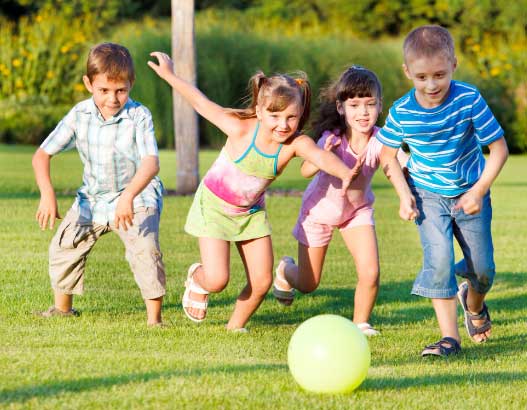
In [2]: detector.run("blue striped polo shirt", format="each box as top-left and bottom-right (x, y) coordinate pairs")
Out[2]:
(377, 80), (504, 196)
(41, 98), (163, 225)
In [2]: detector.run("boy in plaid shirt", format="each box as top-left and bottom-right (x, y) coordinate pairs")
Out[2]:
(32, 43), (166, 326)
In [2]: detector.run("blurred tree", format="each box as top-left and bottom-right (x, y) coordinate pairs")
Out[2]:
(0, 0), (170, 20)
(196, 0), (255, 9)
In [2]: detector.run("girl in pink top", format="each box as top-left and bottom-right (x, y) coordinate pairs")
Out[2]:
(273, 66), (407, 336)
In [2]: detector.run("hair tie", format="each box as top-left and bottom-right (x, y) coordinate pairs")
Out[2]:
(295, 78), (305, 86)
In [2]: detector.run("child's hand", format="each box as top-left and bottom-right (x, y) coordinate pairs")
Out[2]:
(147, 52), (174, 81)
(321, 130), (342, 152)
(114, 193), (134, 231)
(453, 190), (483, 215)
(399, 194), (419, 221)
(36, 195), (61, 230)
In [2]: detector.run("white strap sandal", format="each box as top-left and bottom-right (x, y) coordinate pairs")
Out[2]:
(182, 263), (209, 323)
(272, 256), (296, 306)
(357, 322), (381, 336)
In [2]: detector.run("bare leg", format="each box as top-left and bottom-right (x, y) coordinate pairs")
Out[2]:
(465, 282), (492, 342)
(145, 297), (163, 326)
(184, 237), (231, 321)
(431, 297), (461, 344)
(340, 225), (379, 324)
(285, 243), (328, 293)
(226, 236), (274, 329)
(54, 291), (73, 312)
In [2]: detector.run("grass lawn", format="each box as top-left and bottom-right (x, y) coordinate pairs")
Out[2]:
(0, 144), (526, 410)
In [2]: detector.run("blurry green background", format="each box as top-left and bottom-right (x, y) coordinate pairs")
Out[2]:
(0, 0), (525, 152)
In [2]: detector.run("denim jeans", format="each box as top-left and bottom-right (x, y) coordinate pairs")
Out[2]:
(411, 186), (495, 298)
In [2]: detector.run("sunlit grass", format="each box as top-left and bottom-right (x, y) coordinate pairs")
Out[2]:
(1, 145), (526, 410)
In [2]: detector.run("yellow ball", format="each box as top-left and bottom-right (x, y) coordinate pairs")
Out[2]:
(288, 314), (371, 393)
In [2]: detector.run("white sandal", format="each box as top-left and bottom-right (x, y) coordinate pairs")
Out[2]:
(356, 322), (381, 336)
(272, 256), (296, 306)
(182, 263), (209, 323)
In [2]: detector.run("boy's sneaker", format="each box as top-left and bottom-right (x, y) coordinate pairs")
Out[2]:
(36, 306), (80, 318)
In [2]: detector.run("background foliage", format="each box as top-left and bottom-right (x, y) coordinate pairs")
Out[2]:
(0, 0), (525, 151)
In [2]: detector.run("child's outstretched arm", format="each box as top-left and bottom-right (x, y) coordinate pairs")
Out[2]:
(293, 135), (361, 193)
(32, 148), (60, 230)
(148, 52), (241, 137)
(454, 136), (508, 215)
(300, 131), (342, 178)
(380, 145), (418, 221)
(114, 155), (160, 231)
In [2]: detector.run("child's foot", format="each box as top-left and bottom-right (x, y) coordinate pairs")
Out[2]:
(421, 337), (461, 357)
(226, 326), (249, 333)
(148, 322), (168, 328)
(273, 256), (296, 306)
(35, 306), (80, 317)
(182, 263), (209, 323)
(457, 282), (492, 343)
(356, 322), (381, 336)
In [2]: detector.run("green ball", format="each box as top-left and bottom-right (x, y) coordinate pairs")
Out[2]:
(287, 314), (371, 393)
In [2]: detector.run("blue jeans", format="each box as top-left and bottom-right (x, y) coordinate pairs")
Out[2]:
(411, 186), (495, 298)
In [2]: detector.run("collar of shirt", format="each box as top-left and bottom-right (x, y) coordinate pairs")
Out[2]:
(82, 98), (132, 124)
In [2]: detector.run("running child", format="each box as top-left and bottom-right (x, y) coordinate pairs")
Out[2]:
(148, 52), (362, 331)
(377, 25), (508, 356)
(273, 66), (407, 336)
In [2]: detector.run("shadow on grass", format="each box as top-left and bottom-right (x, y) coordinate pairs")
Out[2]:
(251, 271), (526, 327)
(363, 370), (526, 391)
(0, 363), (286, 404)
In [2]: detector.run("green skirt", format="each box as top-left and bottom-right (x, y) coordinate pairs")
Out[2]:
(184, 182), (272, 241)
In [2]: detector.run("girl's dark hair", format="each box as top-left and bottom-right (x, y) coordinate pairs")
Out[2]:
(313, 66), (382, 139)
(228, 71), (312, 133)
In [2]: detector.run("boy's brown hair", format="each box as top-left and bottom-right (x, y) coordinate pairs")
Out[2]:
(403, 25), (455, 63)
(86, 42), (135, 84)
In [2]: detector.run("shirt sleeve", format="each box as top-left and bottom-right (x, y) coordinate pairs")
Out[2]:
(376, 107), (404, 149)
(135, 106), (159, 158)
(40, 108), (77, 155)
(471, 90), (504, 146)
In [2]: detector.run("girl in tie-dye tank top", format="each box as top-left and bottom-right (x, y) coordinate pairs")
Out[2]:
(150, 52), (363, 331)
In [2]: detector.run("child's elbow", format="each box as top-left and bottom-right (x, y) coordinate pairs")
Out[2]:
(32, 148), (48, 170)
(152, 162), (160, 176)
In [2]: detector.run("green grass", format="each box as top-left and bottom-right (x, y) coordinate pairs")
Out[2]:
(1, 144), (526, 410)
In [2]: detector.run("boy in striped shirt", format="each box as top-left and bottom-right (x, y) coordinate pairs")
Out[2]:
(32, 43), (166, 326)
(377, 25), (508, 356)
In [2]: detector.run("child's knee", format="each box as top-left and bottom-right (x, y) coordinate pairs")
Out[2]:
(202, 274), (229, 293)
(256, 276), (273, 295)
(357, 270), (380, 288)
(473, 268), (495, 294)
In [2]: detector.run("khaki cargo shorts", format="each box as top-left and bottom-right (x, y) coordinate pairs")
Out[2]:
(49, 207), (166, 299)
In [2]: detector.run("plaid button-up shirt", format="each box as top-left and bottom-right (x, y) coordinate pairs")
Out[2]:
(41, 98), (163, 225)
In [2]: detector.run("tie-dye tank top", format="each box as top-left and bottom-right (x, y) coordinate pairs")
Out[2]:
(202, 122), (282, 214)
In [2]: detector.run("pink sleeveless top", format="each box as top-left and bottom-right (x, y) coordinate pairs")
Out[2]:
(203, 123), (282, 213)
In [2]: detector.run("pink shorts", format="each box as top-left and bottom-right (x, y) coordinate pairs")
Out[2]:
(292, 207), (375, 247)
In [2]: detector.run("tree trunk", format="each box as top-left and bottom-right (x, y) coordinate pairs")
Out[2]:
(171, 0), (199, 194)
